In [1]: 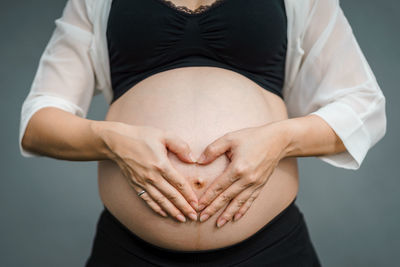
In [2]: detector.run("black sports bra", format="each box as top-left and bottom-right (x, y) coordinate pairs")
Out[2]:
(107, 0), (287, 103)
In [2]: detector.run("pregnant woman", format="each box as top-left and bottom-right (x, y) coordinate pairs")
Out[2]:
(19, 0), (387, 266)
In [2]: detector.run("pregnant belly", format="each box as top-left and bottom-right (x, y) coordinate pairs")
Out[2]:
(98, 66), (299, 251)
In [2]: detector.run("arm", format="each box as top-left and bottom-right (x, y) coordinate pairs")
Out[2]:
(21, 107), (111, 161)
(279, 114), (346, 159)
(194, 0), (387, 227)
(21, 106), (199, 221)
(282, 0), (387, 169)
(19, 0), (95, 158)
(19, 0), (199, 221)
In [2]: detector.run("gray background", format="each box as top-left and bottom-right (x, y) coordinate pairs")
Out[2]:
(1, 0), (398, 266)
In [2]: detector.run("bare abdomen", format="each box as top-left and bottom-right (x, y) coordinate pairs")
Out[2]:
(97, 66), (299, 251)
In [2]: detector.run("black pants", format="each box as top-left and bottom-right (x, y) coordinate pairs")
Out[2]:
(85, 197), (321, 267)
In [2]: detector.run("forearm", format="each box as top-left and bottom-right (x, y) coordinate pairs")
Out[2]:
(276, 114), (346, 158)
(21, 107), (114, 161)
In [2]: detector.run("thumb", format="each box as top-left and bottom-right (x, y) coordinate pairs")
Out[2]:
(164, 131), (196, 163)
(197, 135), (231, 164)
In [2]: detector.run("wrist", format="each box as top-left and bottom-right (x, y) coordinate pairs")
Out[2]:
(263, 118), (299, 159)
(271, 114), (346, 159)
(89, 120), (121, 160)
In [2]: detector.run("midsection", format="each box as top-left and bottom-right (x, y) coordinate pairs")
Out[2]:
(97, 66), (299, 251)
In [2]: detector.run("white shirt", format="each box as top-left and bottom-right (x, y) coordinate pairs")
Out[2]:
(19, 0), (387, 170)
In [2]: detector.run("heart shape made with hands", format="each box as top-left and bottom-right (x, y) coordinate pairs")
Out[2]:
(167, 147), (231, 196)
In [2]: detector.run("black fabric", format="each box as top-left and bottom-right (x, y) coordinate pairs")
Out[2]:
(85, 197), (322, 267)
(106, 0), (288, 103)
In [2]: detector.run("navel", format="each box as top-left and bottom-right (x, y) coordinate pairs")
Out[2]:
(193, 177), (206, 189)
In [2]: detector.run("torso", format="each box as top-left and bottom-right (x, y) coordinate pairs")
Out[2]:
(98, 66), (299, 251)
(97, 0), (297, 251)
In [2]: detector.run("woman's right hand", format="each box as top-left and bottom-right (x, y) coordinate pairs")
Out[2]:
(98, 121), (199, 222)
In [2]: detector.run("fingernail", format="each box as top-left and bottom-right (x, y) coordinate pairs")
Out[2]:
(176, 214), (186, 222)
(190, 201), (198, 211)
(189, 152), (196, 162)
(217, 218), (227, 228)
(160, 210), (168, 217)
(199, 213), (209, 222)
(189, 212), (198, 221)
(198, 204), (205, 211)
(197, 154), (206, 163)
(234, 213), (242, 221)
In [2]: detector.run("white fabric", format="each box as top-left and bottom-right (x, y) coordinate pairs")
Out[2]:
(19, 0), (387, 170)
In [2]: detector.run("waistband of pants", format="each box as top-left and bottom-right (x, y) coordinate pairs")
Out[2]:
(98, 196), (302, 265)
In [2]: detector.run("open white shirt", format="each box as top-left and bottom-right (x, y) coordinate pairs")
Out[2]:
(19, 0), (387, 170)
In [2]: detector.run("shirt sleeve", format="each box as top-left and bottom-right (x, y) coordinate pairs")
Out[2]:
(283, 0), (387, 170)
(19, 0), (96, 157)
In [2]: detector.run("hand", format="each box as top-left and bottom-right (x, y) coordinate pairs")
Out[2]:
(99, 122), (199, 222)
(196, 121), (291, 227)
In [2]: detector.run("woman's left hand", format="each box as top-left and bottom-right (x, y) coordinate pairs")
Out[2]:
(196, 120), (292, 228)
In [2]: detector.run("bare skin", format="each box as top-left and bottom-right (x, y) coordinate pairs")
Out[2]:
(98, 66), (300, 250)
(22, 64), (345, 251)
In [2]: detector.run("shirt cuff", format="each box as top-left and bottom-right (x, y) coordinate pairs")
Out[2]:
(309, 101), (371, 170)
(19, 94), (85, 158)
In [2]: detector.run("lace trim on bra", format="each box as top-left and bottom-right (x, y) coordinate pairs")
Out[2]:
(158, 0), (227, 15)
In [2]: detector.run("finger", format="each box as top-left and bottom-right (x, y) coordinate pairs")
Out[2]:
(164, 131), (196, 163)
(197, 133), (232, 164)
(217, 186), (262, 227)
(161, 162), (199, 211)
(128, 176), (190, 222)
(151, 175), (198, 222)
(233, 187), (263, 222)
(197, 162), (241, 211)
(144, 183), (191, 223)
(198, 176), (251, 223)
(130, 183), (168, 217)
